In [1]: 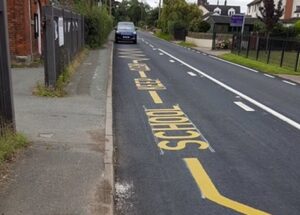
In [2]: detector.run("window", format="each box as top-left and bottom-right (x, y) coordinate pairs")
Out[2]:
(214, 7), (221, 15)
(228, 8), (235, 16)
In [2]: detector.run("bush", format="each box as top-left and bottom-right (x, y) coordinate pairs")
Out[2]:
(198, 21), (210, 32)
(84, 7), (113, 48)
(168, 20), (186, 36)
(189, 20), (210, 32)
(295, 20), (300, 35)
(271, 23), (297, 37)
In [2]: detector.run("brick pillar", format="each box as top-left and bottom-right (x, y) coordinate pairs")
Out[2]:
(285, 0), (294, 20)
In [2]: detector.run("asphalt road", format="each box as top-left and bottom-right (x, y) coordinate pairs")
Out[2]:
(113, 31), (300, 215)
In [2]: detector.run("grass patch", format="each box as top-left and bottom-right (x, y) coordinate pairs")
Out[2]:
(178, 41), (196, 48)
(0, 127), (28, 164)
(155, 31), (173, 41)
(33, 48), (89, 97)
(220, 53), (300, 75)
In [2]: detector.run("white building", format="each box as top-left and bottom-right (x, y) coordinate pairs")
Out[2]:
(247, 0), (300, 20)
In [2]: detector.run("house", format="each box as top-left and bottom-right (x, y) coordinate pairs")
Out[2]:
(7, 0), (49, 63)
(6, 0), (87, 63)
(197, 0), (241, 18)
(247, 0), (300, 20)
(206, 15), (257, 33)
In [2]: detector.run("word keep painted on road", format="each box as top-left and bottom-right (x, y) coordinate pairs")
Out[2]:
(144, 105), (209, 151)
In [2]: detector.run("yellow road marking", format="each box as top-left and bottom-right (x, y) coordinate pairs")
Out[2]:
(149, 91), (163, 104)
(184, 158), (270, 215)
(135, 78), (166, 90)
(139, 71), (147, 78)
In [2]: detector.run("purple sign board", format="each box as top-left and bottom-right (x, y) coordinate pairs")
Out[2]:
(230, 15), (244, 27)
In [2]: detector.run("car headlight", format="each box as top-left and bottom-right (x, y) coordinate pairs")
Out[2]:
(133, 31), (137, 35)
(116, 31), (120, 34)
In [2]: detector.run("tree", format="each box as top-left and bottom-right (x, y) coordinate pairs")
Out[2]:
(258, 0), (284, 34)
(159, 0), (202, 35)
(113, 0), (150, 25)
(146, 7), (159, 27)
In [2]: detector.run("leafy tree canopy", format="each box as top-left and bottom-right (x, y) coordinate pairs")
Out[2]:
(258, 0), (284, 33)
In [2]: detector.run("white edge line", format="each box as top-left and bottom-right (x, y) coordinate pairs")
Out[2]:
(283, 80), (297, 86)
(264, 74), (275, 78)
(234, 101), (255, 112)
(158, 48), (300, 131)
(210, 55), (259, 73)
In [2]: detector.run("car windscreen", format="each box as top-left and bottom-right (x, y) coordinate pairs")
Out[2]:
(117, 25), (135, 31)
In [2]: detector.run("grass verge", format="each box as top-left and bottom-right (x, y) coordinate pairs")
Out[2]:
(220, 53), (300, 76)
(0, 127), (28, 165)
(178, 41), (196, 48)
(155, 32), (173, 41)
(33, 48), (89, 97)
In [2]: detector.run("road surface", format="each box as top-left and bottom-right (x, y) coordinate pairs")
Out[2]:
(113, 31), (300, 215)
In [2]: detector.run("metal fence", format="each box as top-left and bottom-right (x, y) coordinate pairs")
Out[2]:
(43, 5), (85, 87)
(232, 34), (300, 72)
(0, 0), (15, 130)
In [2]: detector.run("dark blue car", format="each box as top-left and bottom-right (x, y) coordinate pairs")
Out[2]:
(115, 22), (137, 44)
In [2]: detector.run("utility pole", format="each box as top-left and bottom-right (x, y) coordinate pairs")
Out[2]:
(0, 0), (15, 131)
(158, 0), (161, 18)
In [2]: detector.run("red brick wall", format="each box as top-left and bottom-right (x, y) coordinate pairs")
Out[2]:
(7, 0), (48, 60)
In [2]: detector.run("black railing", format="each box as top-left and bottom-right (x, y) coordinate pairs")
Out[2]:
(0, 0), (15, 130)
(232, 34), (300, 72)
(43, 5), (85, 87)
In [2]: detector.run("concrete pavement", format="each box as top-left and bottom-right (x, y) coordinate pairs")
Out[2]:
(0, 40), (114, 214)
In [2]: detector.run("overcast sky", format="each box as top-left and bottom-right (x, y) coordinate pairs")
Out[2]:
(140, 0), (248, 12)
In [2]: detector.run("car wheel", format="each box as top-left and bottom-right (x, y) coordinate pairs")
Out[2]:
(133, 40), (137, 44)
(115, 40), (118, 44)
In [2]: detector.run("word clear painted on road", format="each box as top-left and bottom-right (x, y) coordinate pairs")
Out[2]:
(184, 158), (270, 215)
(135, 78), (166, 90)
(145, 105), (209, 151)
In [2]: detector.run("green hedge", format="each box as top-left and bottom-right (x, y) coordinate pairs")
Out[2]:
(85, 7), (113, 48)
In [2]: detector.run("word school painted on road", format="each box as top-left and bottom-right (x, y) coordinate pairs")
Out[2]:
(145, 105), (209, 151)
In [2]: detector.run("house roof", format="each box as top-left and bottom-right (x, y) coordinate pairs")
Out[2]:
(247, 0), (262, 7)
(208, 15), (258, 25)
(203, 4), (241, 16)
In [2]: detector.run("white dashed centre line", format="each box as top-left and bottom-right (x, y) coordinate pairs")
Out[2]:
(188, 72), (197, 77)
(169, 60), (175, 63)
(159, 53), (164, 56)
(283, 80), (296, 86)
(234, 101), (255, 112)
(159, 48), (300, 130)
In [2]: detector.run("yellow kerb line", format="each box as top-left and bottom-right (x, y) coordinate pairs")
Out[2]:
(149, 91), (163, 104)
(139, 71), (147, 78)
(184, 158), (270, 215)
